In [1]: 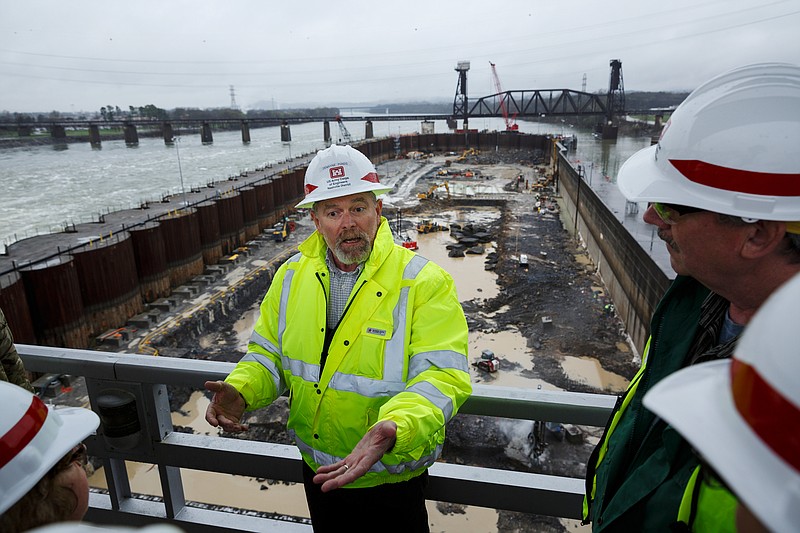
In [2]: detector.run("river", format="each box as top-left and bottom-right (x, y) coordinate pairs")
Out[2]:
(0, 114), (670, 274)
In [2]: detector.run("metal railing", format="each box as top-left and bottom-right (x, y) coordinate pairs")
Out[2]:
(19, 344), (616, 532)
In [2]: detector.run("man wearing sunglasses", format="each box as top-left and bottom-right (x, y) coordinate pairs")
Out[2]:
(583, 62), (800, 532)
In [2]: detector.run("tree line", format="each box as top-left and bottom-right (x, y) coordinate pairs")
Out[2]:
(1, 105), (341, 124)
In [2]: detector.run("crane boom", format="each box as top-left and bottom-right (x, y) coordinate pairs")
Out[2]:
(489, 62), (519, 132)
(334, 114), (353, 144)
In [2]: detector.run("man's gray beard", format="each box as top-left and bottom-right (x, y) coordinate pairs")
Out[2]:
(333, 233), (372, 265)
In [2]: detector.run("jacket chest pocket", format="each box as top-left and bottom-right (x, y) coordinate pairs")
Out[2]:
(351, 320), (394, 378)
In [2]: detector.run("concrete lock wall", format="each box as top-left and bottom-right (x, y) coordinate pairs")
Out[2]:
(556, 151), (670, 356)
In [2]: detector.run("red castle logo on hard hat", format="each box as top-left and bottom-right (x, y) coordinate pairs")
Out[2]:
(329, 166), (346, 179)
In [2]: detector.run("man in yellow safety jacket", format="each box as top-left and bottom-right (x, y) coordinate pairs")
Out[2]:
(583, 63), (800, 531)
(205, 144), (471, 532)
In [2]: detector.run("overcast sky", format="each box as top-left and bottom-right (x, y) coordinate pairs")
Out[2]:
(1, 0), (798, 113)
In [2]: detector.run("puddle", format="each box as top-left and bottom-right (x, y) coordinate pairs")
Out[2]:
(233, 302), (260, 348)
(172, 390), (214, 434)
(560, 355), (629, 393)
(412, 208), (501, 302)
(469, 328), (561, 391)
(90, 462), (312, 519)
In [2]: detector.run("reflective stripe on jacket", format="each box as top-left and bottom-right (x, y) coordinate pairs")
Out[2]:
(225, 217), (472, 488)
(675, 465), (738, 532)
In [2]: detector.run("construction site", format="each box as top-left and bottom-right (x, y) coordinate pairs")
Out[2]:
(102, 146), (639, 532)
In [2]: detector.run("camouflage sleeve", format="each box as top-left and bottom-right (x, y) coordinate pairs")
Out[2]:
(0, 308), (34, 393)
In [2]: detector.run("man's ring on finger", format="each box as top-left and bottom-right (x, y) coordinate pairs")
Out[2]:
(343, 464), (350, 471)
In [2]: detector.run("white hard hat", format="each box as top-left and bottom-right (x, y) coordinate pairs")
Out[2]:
(644, 272), (800, 533)
(618, 62), (800, 221)
(0, 381), (100, 515)
(295, 144), (392, 209)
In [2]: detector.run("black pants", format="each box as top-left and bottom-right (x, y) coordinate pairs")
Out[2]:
(302, 462), (430, 533)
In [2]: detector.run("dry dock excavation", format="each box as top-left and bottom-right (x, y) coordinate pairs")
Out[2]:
(121, 147), (636, 531)
(7, 133), (650, 532)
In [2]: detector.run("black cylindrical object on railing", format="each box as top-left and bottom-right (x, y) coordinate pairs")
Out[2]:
(97, 389), (141, 450)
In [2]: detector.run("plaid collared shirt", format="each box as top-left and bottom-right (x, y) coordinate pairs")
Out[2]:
(687, 292), (740, 365)
(325, 251), (363, 330)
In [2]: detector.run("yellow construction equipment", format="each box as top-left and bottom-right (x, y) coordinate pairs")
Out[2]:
(456, 148), (479, 162)
(417, 181), (450, 200)
(416, 219), (448, 233)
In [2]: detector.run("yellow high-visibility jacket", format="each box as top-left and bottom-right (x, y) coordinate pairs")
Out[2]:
(226, 218), (472, 488)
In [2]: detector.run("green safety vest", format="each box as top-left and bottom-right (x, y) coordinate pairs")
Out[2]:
(583, 276), (739, 531)
(226, 218), (472, 488)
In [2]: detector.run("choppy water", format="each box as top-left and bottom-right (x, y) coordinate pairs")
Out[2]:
(0, 115), (670, 273)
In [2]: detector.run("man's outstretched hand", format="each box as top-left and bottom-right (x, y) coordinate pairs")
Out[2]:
(312, 420), (398, 492)
(204, 380), (248, 433)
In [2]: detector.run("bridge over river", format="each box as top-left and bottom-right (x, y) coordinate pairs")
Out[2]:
(0, 59), (663, 147)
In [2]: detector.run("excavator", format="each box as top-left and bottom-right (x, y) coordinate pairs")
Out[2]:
(417, 181), (450, 200)
(456, 148), (479, 162)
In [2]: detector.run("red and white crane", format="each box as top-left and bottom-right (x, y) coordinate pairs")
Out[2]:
(489, 61), (519, 132)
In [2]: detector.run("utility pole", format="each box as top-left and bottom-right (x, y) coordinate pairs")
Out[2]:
(229, 85), (239, 110)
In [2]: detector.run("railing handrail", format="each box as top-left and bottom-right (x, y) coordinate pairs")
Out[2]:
(18, 344), (615, 531)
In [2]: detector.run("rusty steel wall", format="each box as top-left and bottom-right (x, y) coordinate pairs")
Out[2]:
(399, 135), (414, 152)
(291, 168), (305, 200)
(20, 257), (91, 348)
(72, 234), (143, 336)
(195, 200), (223, 265)
(159, 209), (204, 288)
(0, 271), (36, 344)
(129, 221), (170, 303)
(272, 175), (287, 216)
(363, 139), (391, 162)
(254, 182), (271, 232)
(239, 186), (261, 241)
(263, 180), (276, 224)
(216, 193), (246, 255)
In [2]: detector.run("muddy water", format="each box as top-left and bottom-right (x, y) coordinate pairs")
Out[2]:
(412, 221), (500, 302)
(560, 356), (629, 392)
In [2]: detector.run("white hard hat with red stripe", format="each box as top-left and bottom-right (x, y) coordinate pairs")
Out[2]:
(644, 272), (800, 533)
(295, 144), (392, 209)
(618, 62), (800, 221)
(0, 381), (100, 514)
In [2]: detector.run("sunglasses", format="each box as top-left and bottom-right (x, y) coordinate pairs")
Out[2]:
(56, 443), (88, 472)
(650, 202), (704, 225)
